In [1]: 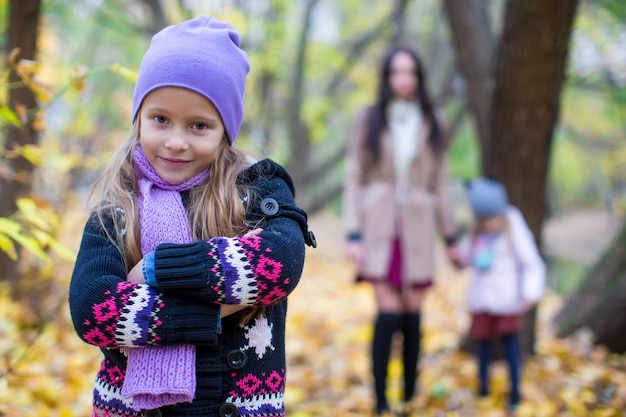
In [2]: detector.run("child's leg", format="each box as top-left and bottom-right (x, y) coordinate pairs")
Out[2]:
(502, 332), (521, 405)
(401, 312), (421, 402)
(476, 339), (492, 396)
(372, 312), (403, 413)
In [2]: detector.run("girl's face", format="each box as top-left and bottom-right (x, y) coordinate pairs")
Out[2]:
(388, 51), (419, 100)
(477, 215), (507, 233)
(139, 87), (226, 185)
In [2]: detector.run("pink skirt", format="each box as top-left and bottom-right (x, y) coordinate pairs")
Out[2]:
(469, 313), (521, 341)
(357, 238), (433, 290)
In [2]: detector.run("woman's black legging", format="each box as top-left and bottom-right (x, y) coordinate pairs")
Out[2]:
(372, 312), (422, 413)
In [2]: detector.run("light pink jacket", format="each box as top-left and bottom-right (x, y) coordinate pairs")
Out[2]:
(458, 206), (546, 315)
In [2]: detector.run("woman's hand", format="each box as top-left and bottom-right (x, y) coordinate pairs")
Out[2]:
(346, 241), (365, 265)
(445, 244), (464, 269)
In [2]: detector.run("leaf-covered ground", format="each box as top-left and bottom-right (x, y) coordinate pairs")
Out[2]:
(1, 212), (626, 416)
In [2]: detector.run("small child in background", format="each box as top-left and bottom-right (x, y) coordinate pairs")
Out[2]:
(457, 177), (546, 412)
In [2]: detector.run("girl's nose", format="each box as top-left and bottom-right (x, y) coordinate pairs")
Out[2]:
(164, 131), (189, 150)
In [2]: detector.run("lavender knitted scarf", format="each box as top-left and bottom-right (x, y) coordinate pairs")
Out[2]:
(121, 146), (209, 410)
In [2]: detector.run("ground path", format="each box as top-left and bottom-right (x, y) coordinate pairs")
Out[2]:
(284, 211), (626, 416)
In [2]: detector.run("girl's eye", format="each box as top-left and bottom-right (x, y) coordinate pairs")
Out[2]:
(153, 115), (167, 124)
(192, 123), (207, 131)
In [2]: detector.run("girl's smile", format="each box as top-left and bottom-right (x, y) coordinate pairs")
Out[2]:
(138, 87), (226, 185)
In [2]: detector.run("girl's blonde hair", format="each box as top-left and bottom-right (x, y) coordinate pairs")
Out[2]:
(89, 121), (260, 323)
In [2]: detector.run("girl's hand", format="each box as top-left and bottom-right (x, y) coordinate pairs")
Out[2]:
(221, 305), (246, 317)
(346, 241), (365, 265)
(522, 299), (536, 311)
(126, 259), (145, 284)
(244, 227), (263, 237)
(124, 228), (262, 286)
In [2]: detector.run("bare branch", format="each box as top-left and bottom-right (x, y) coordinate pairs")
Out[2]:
(325, 0), (413, 96)
(301, 183), (343, 215)
(302, 144), (347, 184)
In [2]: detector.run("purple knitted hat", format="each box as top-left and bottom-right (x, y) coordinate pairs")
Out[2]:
(131, 16), (250, 143)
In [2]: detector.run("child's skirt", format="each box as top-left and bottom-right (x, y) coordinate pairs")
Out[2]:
(469, 313), (521, 340)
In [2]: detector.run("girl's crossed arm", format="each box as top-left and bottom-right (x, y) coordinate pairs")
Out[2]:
(69, 160), (310, 350)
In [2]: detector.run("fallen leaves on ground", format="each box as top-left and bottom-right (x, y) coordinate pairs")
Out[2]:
(1, 212), (625, 416)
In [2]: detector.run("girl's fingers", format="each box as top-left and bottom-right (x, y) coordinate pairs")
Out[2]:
(244, 228), (263, 236)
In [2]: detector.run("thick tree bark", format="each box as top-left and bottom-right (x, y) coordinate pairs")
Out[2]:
(0, 0), (42, 282)
(486, 0), (579, 355)
(284, 0), (318, 197)
(486, 0), (579, 240)
(555, 222), (626, 353)
(443, 0), (495, 144)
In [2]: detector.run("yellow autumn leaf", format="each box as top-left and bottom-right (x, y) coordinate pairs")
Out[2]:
(5, 228), (50, 262)
(48, 239), (77, 262)
(0, 232), (17, 260)
(0, 216), (21, 234)
(14, 59), (54, 103)
(19, 144), (45, 166)
(70, 65), (87, 91)
(110, 64), (137, 83)
(31, 110), (47, 133)
(16, 197), (52, 231)
(8, 47), (21, 64)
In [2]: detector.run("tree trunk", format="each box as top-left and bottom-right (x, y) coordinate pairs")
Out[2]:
(444, 0), (579, 357)
(0, 0), (42, 282)
(442, 0), (495, 144)
(555, 221), (626, 353)
(486, 0), (579, 355)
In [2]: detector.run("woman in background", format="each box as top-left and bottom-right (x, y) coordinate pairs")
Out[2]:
(343, 46), (460, 416)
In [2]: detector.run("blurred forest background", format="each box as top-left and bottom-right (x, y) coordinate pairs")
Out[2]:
(1, 0), (626, 416)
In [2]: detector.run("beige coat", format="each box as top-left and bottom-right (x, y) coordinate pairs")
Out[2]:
(342, 107), (456, 284)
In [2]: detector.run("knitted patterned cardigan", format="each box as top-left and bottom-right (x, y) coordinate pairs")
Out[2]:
(69, 159), (313, 417)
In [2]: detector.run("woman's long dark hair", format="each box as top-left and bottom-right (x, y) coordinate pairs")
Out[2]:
(366, 46), (444, 162)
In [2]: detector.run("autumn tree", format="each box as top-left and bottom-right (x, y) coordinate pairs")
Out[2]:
(0, 0), (42, 282)
(444, 0), (580, 355)
(551, 1), (626, 354)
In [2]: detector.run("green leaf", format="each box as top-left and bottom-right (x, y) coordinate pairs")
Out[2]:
(0, 105), (22, 127)
(0, 233), (17, 260)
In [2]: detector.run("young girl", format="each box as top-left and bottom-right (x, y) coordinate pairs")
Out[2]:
(457, 177), (545, 412)
(69, 16), (315, 417)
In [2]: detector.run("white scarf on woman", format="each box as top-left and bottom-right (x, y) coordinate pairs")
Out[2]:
(387, 99), (422, 180)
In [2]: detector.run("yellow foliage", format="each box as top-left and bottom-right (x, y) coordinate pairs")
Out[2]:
(110, 64), (137, 83)
(0, 198), (76, 263)
(14, 59), (53, 103)
(70, 65), (87, 92)
(2, 212), (626, 416)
